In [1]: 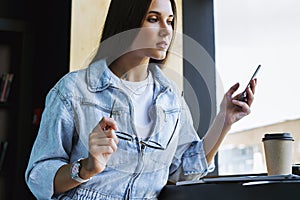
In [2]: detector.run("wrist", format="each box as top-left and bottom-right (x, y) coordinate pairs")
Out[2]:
(216, 111), (232, 132)
(70, 158), (93, 183)
(78, 158), (96, 180)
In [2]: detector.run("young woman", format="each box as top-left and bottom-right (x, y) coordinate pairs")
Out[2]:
(25, 0), (257, 199)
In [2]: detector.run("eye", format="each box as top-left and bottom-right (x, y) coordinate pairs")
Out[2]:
(167, 17), (174, 25)
(147, 17), (158, 23)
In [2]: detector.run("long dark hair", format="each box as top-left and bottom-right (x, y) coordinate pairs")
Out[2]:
(91, 0), (177, 66)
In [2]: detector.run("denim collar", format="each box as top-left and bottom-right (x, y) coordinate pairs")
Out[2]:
(86, 59), (173, 93)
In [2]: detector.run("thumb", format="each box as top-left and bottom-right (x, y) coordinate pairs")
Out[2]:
(94, 117), (117, 132)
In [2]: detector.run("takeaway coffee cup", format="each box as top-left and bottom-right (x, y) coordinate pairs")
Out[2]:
(262, 133), (294, 175)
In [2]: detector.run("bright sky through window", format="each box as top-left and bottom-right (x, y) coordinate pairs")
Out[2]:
(214, 0), (300, 132)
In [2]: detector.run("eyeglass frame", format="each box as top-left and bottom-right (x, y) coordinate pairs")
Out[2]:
(109, 99), (180, 150)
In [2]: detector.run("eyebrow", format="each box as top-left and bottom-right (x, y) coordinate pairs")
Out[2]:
(148, 11), (174, 18)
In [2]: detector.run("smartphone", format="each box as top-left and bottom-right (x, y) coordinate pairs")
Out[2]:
(239, 64), (261, 102)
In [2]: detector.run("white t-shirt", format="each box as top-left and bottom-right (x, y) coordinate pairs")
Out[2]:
(108, 69), (154, 139)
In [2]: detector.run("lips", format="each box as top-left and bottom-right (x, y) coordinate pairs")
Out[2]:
(156, 41), (169, 49)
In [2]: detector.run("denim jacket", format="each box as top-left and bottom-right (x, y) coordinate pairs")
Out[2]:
(25, 59), (214, 200)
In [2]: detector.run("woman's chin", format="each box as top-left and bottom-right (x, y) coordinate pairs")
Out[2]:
(150, 51), (167, 61)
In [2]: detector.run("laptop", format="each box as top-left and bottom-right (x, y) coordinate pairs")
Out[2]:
(176, 174), (300, 186)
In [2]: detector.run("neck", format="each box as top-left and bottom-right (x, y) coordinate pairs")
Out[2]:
(109, 53), (150, 82)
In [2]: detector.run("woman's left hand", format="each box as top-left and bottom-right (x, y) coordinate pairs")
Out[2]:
(220, 79), (257, 126)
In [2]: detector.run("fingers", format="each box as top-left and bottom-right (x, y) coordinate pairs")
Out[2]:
(89, 126), (119, 160)
(94, 117), (118, 132)
(250, 78), (257, 95)
(245, 79), (257, 106)
(88, 134), (118, 173)
(91, 117), (119, 144)
(92, 117), (117, 137)
(90, 137), (118, 154)
(231, 79), (257, 112)
(232, 99), (251, 114)
(226, 82), (240, 98)
(87, 117), (119, 173)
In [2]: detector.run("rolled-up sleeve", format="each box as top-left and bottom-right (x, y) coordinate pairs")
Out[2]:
(25, 87), (75, 199)
(168, 98), (215, 182)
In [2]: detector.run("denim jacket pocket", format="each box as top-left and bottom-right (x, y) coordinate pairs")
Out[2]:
(143, 108), (180, 172)
(150, 107), (180, 148)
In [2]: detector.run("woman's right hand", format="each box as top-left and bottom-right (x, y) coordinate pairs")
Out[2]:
(81, 117), (119, 178)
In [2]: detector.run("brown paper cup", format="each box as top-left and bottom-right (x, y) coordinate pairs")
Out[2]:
(262, 133), (294, 176)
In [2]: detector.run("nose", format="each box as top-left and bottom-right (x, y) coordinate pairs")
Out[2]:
(159, 28), (172, 37)
(159, 22), (172, 37)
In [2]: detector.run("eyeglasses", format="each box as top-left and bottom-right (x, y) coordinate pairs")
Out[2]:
(110, 99), (179, 150)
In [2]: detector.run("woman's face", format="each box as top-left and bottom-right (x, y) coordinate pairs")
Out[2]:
(130, 0), (174, 61)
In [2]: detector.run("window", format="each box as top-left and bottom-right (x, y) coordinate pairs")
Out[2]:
(214, 0), (300, 175)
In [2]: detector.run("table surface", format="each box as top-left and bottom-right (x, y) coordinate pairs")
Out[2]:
(158, 176), (300, 200)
